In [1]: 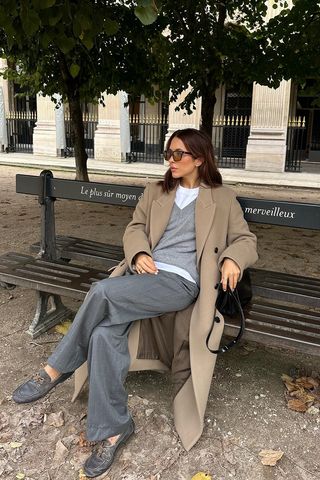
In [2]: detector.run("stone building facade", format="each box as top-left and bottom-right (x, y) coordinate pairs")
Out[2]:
(0, 0), (318, 177)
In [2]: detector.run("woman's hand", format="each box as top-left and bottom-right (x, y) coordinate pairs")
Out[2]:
(220, 258), (240, 291)
(134, 253), (158, 275)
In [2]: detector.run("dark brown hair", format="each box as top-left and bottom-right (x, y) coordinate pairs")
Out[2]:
(159, 128), (222, 192)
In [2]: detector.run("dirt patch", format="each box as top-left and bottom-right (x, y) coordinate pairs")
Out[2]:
(0, 165), (319, 480)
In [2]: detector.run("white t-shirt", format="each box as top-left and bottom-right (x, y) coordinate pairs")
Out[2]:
(175, 184), (199, 209)
(154, 185), (200, 283)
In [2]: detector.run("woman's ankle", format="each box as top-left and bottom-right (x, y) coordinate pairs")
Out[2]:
(44, 365), (61, 381)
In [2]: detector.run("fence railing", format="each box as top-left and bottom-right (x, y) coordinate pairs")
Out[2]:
(6, 111), (37, 153)
(127, 115), (168, 164)
(285, 117), (306, 172)
(64, 112), (98, 158)
(212, 115), (251, 169)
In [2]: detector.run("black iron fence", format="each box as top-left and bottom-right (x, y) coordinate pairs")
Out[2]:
(212, 115), (250, 169)
(127, 115), (168, 164)
(6, 111), (37, 153)
(64, 113), (98, 158)
(285, 117), (306, 172)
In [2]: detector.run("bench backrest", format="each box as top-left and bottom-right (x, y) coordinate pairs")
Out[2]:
(16, 171), (320, 230)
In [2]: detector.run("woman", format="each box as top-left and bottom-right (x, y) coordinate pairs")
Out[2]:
(12, 128), (258, 478)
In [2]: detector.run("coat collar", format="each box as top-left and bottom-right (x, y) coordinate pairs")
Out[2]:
(149, 183), (217, 264)
(149, 184), (177, 248)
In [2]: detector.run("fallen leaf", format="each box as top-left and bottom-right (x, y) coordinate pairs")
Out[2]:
(10, 442), (22, 449)
(282, 372), (320, 413)
(0, 412), (9, 431)
(281, 374), (294, 383)
(79, 468), (87, 479)
(55, 320), (72, 335)
(45, 411), (65, 427)
(306, 405), (319, 415)
(292, 390), (315, 404)
(259, 449), (284, 466)
(78, 431), (95, 448)
(53, 440), (68, 465)
(18, 406), (44, 429)
(287, 399), (308, 413)
(16, 474), (25, 479)
(296, 376), (319, 389)
(243, 344), (256, 352)
(289, 388), (304, 397)
(191, 473), (212, 480)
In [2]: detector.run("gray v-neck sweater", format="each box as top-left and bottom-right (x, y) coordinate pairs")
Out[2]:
(152, 200), (199, 285)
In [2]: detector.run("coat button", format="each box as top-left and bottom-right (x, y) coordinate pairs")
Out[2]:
(214, 316), (220, 323)
(214, 283), (219, 289)
(214, 247), (218, 253)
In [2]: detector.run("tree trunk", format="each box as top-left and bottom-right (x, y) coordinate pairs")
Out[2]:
(58, 52), (89, 181)
(200, 89), (216, 137)
(68, 91), (89, 181)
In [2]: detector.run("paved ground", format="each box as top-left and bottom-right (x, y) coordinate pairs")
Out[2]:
(1, 152), (320, 188)
(0, 165), (319, 480)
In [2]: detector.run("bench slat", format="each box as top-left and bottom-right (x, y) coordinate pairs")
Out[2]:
(0, 253), (111, 300)
(31, 236), (124, 265)
(224, 299), (320, 356)
(251, 269), (320, 307)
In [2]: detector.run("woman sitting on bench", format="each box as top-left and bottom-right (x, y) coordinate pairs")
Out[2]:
(12, 128), (258, 478)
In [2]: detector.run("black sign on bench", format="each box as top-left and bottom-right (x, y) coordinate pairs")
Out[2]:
(16, 173), (320, 230)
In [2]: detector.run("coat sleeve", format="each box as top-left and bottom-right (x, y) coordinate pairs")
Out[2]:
(122, 183), (153, 269)
(218, 193), (258, 279)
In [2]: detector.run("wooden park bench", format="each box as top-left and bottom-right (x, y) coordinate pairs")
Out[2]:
(0, 170), (319, 356)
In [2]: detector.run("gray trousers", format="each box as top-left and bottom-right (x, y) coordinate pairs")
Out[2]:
(48, 270), (199, 441)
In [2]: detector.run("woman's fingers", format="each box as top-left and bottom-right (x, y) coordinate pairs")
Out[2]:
(229, 272), (240, 290)
(221, 272), (239, 291)
(221, 275), (228, 292)
(221, 258), (240, 291)
(135, 254), (158, 274)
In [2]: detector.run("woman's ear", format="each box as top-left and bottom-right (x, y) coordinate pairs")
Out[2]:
(195, 157), (203, 167)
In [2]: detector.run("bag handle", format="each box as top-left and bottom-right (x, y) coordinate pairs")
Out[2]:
(206, 287), (245, 354)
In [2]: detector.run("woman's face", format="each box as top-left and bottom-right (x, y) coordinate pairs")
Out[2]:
(167, 137), (202, 187)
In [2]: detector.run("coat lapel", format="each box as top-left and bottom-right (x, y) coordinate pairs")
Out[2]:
(149, 187), (177, 249)
(195, 185), (216, 266)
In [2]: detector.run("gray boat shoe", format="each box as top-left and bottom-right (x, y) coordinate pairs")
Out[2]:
(12, 369), (73, 404)
(84, 419), (135, 478)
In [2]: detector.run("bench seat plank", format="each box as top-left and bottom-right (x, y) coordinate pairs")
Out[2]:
(251, 268), (320, 307)
(224, 299), (320, 356)
(31, 236), (124, 265)
(0, 253), (113, 300)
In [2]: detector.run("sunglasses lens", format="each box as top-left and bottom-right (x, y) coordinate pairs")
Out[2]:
(163, 150), (170, 161)
(163, 150), (183, 161)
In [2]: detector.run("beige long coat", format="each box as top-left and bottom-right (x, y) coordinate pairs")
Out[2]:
(73, 181), (258, 451)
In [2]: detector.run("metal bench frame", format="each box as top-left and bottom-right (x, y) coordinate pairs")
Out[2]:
(0, 170), (319, 350)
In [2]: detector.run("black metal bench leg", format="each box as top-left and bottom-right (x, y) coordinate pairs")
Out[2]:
(28, 291), (73, 338)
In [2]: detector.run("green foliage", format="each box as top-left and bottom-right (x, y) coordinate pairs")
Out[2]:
(264, 0), (320, 103)
(135, 0), (160, 25)
(0, 0), (163, 103)
(158, 0), (269, 116)
(0, 0), (162, 179)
